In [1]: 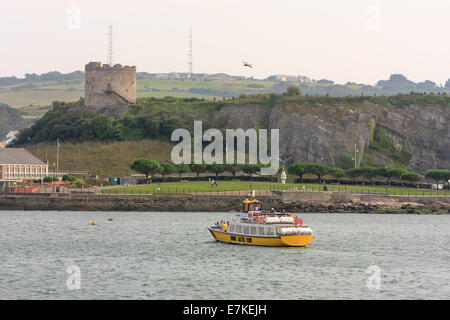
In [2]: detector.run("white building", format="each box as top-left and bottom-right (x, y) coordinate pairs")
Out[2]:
(0, 148), (49, 181)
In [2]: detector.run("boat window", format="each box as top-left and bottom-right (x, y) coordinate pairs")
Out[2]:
(243, 225), (249, 234)
(257, 227), (265, 236)
(246, 238), (252, 243)
(265, 227), (275, 235)
(236, 224), (242, 234)
(230, 236), (236, 241)
(229, 225), (235, 232)
(250, 226), (257, 235)
(238, 237), (245, 242)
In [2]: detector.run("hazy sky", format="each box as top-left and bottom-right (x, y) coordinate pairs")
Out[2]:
(1, 0), (449, 85)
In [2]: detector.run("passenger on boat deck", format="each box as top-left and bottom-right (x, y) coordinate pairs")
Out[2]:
(221, 221), (228, 231)
(282, 209), (286, 214)
(271, 208), (276, 213)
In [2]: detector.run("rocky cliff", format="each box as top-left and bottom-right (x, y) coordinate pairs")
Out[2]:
(11, 94), (449, 174)
(211, 98), (449, 173)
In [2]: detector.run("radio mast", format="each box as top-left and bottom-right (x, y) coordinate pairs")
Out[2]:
(107, 25), (114, 66)
(187, 28), (193, 79)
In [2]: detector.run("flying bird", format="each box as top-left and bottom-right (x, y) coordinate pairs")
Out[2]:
(242, 61), (253, 68)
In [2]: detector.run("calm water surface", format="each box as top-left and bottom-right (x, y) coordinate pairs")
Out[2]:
(0, 210), (449, 299)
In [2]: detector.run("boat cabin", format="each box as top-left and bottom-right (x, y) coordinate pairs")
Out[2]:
(242, 199), (262, 213)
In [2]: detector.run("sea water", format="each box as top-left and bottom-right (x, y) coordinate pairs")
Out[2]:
(0, 211), (449, 299)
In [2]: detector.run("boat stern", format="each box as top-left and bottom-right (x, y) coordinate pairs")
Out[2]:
(280, 234), (314, 247)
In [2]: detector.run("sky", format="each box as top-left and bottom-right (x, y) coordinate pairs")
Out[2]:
(1, 0), (449, 85)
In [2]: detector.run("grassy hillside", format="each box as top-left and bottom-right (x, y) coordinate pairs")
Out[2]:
(2, 74), (448, 119)
(25, 139), (173, 176)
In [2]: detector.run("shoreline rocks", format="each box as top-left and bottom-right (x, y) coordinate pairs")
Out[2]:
(0, 192), (448, 214)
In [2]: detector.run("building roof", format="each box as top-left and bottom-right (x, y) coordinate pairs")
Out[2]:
(0, 148), (47, 165)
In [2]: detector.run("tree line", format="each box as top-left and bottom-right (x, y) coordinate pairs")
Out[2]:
(288, 162), (450, 187)
(129, 158), (450, 187)
(130, 158), (265, 182)
(12, 100), (191, 145)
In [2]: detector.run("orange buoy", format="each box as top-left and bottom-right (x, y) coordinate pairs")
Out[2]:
(91, 221), (96, 225)
(108, 217), (114, 221)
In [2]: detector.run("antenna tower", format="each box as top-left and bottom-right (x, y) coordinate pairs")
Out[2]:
(107, 25), (114, 66)
(188, 28), (193, 79)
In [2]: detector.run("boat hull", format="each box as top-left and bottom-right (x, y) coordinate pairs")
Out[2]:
(208, 228), (314, 247)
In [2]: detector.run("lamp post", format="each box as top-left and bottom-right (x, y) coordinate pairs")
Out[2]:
(352, 143), (359, 168)
(56, 138), (61, 177)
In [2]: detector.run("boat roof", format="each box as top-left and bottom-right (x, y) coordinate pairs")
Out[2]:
(242, 199), (262, 204)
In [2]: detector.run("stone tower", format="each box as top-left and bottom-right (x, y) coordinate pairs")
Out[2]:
(84, 62), (136, 115)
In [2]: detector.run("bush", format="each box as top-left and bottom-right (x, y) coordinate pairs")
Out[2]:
(43, 176), (59, 182)
(425, 169), (450, 185)
(62, 174), (76, 182)
(70, 180), (86, 188)
(284, 86), (301, 96)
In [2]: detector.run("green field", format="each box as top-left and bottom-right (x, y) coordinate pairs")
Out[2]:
(136, 79), (276, 92)
(101, 181), (448, 196)
(0, 89), (83, 108)
(136, 90), (212, 99)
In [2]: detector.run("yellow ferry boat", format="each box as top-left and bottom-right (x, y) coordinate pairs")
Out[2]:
(208, 199), (314, 247)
